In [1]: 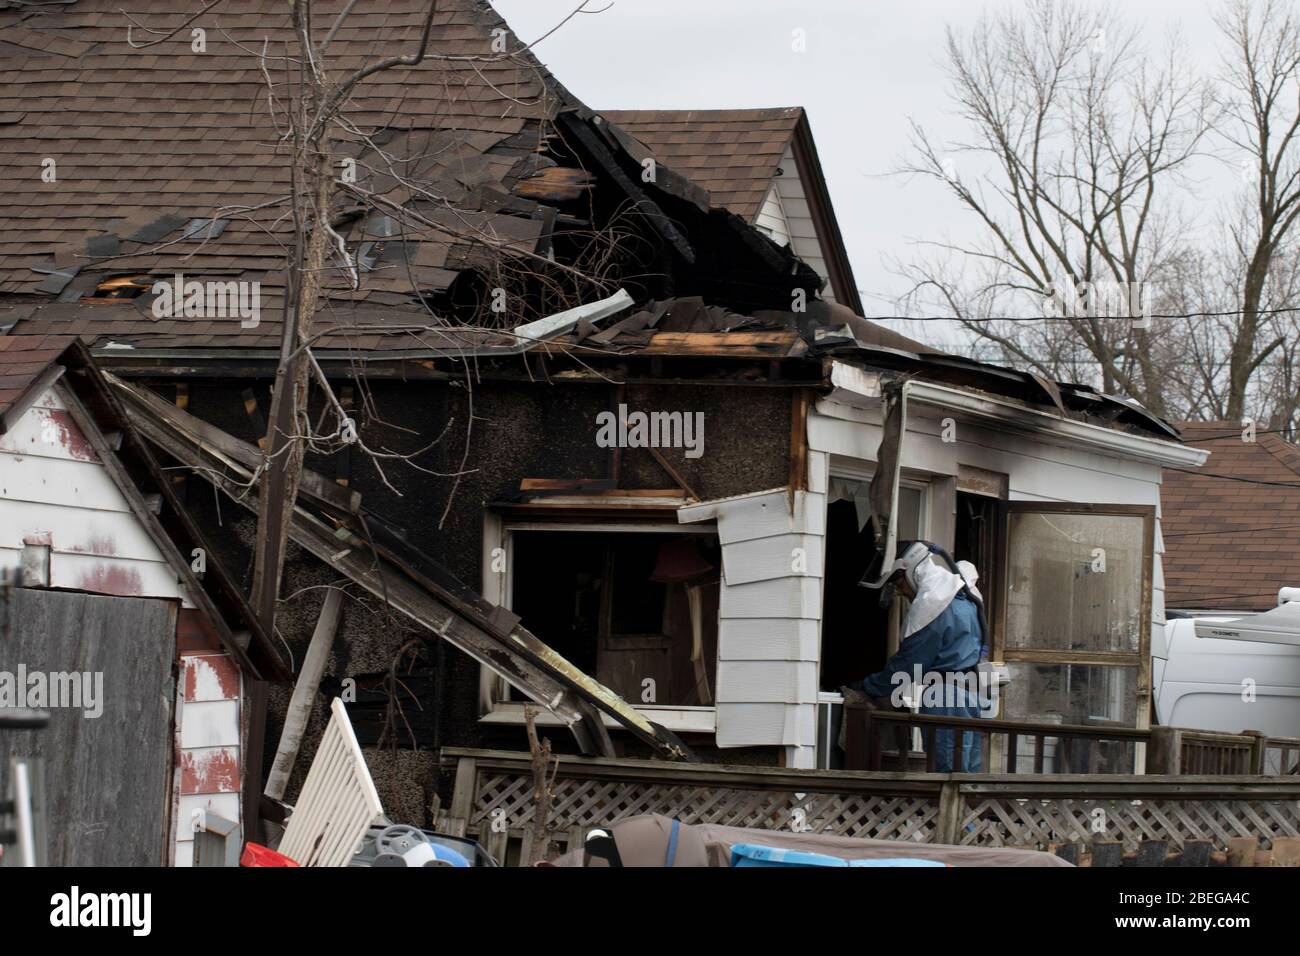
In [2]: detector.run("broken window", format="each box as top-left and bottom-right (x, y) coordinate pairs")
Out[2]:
(954, 488), (1001, 635)
(819, 477), (923, 693)
(505, 530), (720, 708)
(995, 504), (1154, 747)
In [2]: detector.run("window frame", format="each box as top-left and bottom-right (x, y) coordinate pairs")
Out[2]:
(478, 519), (720, 734)
(992, 501), (1156, 729)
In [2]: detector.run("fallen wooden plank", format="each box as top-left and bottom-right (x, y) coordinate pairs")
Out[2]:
(639, 331), (800, 357)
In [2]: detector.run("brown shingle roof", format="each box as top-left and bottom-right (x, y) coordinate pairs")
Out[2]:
(1161, 421), (1300, 611)
(0, 333), (76, 428)
(0, 0), (566, 349)
(599, 108), (802, 221)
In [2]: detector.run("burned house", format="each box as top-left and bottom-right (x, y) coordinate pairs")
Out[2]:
(0, 0), (1215, 863)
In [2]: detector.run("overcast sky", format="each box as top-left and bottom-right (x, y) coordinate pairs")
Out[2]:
(495, 0), (1231, 326)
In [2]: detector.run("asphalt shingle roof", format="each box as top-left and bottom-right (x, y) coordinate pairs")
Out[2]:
(0, 334), (76, 425)
(0, 0), (567, 350)
(599, 107), (802, 222)
(1162, 421), (1300, 611)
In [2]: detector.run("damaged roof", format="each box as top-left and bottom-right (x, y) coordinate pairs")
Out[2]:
(0, 0), (568, 346)
(0, 0), (824, 349)
(0, 2), (1183, 442)
(600, 107), (864, 314)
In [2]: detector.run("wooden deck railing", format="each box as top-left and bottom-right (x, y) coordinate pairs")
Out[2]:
(842, 703), (1300, 776)
(437, 747), (1300, 865)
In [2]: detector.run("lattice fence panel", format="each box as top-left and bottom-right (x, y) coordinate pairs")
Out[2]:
(958, 796), (1300, 851)
(469, 770), (941, 843)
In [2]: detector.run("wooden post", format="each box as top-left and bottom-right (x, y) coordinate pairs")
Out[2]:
(524, 707), (559, 864)
(1245, 731), (1266, 775)
(444, 757), (478, 838)
(1147, 726), (1182, 775)
(264, 588), (344, 800)
(844, 703), (870, 771)
(935, 781), (963, 845)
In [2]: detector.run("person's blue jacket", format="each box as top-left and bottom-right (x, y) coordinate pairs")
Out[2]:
(861, 592), (982, 698)
(859, 591), (984, 771)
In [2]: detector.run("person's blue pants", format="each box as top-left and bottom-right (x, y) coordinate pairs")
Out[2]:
(926, 704), (982, 772)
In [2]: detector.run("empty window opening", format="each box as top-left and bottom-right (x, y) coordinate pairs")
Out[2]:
(508, 530), (720, 707)
(819, 479), (924, 693)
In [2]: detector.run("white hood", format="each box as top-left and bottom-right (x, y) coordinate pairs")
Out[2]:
(902, 556), (965, 638)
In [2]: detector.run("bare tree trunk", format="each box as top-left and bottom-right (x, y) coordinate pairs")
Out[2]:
(525, 706), (559, 863)
(251, 139), (333, 626)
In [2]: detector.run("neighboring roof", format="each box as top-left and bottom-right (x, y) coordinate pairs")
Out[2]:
(0, 335), (285, 677)
(600, 108), (802, 221)
(600, 107), (864, 314)
(1162, 422), (1300, 611)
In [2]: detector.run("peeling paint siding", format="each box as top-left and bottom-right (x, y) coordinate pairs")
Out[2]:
(0, 390), (238, 866)
(0, 391), (192, 607)
(172, 652), (242, 868)
(0, 499), (163, 561)
(0, 389), (96, 462)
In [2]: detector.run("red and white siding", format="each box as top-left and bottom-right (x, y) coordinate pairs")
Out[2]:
(173, 610), (243, 867)
(1, 384), (246, 866)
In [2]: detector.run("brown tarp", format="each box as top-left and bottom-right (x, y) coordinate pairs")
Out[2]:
(549, 814), (1072, 867)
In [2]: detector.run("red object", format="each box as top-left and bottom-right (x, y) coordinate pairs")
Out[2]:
(240, 842), (300, 867)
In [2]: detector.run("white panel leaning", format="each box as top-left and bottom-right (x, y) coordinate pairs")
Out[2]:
(278, 698), (384, 867)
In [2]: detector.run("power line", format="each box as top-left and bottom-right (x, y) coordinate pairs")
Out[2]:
(864, 304), (1300, 322)
(1163, 522), (1300, 538)
(1181, 427), (1297, 442)
(1163, 465), (1300, 488)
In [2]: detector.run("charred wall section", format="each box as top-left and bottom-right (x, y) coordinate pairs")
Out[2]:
(157, 370), (794, 824)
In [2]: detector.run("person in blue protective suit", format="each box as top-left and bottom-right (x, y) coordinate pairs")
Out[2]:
(854, 541), (988, 772)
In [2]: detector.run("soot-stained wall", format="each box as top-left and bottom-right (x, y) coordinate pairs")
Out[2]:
(162, 371), (794, 823)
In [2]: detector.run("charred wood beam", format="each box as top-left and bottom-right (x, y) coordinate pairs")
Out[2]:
(54, 373), (285, 679)
(106, 371), (361, 518)
(557, 112), (696, 265)
(112, 386), (692, 761)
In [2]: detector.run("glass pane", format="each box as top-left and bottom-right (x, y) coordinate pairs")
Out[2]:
(1004, 511), (1145, 653)
(1002, 663), (1139, 768)
(897, 485), (922, 542)
(1004, 662), (1138, 725)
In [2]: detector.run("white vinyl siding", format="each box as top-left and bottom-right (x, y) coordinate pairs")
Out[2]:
(771, 144), (835, 303)
(679, 488), (825, 763)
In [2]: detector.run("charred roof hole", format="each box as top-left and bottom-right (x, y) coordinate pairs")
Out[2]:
(413, 269), (488, 323)
(92, 275), (153, 299)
